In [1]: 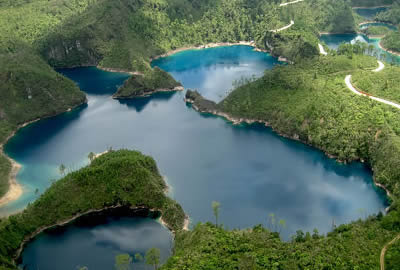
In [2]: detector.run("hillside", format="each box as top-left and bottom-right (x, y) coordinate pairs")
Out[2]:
(0, 41), (86, 198)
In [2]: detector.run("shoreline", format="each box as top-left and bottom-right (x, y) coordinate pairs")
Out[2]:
(0, 102), (87, 210)
(378, 40), (400, 56)
(97, 66), (144, 76)
(150, 41), (268, 62)
(352, 5), (391, 9)
(185, 97), (392, 209)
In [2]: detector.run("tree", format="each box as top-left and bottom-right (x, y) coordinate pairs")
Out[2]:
(88, 152), (95, 163)
(212, 201), (221, 226)
(59, 164), (66, 176)
(115, 254), (132, 270)
(278, 219), (286, 233)
(238, 254), (256, 270)
(267, 213), (276, 231)
(146, 248), (160, 270)
(135, 253), (144, 262)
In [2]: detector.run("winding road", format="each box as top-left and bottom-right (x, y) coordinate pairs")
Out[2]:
(380, 234), (400, 270)
(270, 20), (295, 33)
(280, 0), (304, 6)
(345, 61), (400, 110)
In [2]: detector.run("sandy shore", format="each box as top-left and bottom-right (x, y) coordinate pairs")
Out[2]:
(0, 119), (40, 208)
(0, 103), (85, 210)
(0, 157), (22, 208)
(378, 40), (400, 57)
(97, 66), (144, 76)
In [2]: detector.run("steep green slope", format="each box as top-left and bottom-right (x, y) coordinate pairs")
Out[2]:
(0, 41), (86, 198)
(0, 150), (185, 270)
(0, 0), (356, 71)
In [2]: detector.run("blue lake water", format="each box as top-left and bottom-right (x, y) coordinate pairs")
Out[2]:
(320, 33), (400, 64)
(359, 22), (397, 31)
(20, 213), (173, 270)
(3, 45), (388, 268)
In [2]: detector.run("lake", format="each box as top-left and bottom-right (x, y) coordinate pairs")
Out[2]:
(5, 44), (388, 269)
(320, 33), (400, 64)
(20, 209), (173, 270)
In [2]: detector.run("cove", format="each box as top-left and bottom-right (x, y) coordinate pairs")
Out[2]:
(4, 45), (387, 242)
(20, 210), (173, 270)
(320, 33), (400, 65)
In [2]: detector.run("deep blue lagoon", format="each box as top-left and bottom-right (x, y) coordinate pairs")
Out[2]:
(2, 45), (388, 269)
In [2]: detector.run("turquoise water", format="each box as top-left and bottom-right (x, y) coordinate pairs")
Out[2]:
(359, 22), (397, 31)
(320, 33), (400, 64)
(354, 7), (388, 20)
(20, 212), (172, 270)
(4, 45), (387, 245)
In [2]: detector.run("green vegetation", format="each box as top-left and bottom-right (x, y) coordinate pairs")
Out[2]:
(361, 25), (393, 36)
(146, 248), (161, 270)
(113, 67), (181, 99)
(0, 41), (86, 198)
(0, 0), (360, 71)
(386, 239), (400, 270)
(375, 3), (400, 24)
(162, 215), (397, 269)
(353, 65), (400, 103)
(0, 150), (185, 269)
(381, 30), (400, 53)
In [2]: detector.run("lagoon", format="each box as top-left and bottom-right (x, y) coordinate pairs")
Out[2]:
(4, 45), (387, 244)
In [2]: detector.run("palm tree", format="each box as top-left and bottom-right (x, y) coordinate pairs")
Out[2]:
(59, 164), (66, 176)
(88, 152), (95, 163)
(212, 201), (221, 227)
(145, 248), (160, 270)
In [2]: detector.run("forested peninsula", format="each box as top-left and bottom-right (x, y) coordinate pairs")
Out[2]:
(0, 150), (185, 270)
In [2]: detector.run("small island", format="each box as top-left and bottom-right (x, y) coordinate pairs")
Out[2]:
(113, 67), (183, 99)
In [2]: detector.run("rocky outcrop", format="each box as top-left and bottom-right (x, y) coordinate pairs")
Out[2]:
(43, 37), (100, 67)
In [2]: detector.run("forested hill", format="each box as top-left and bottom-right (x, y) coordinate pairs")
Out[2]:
(1, 0), (357, 71)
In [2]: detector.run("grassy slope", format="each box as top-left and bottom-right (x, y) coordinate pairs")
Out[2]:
(0, 42), (86, 198)
(353, 65), (400, 103)
(0, 150), (185, 270)
(113, 67), (181, 98)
